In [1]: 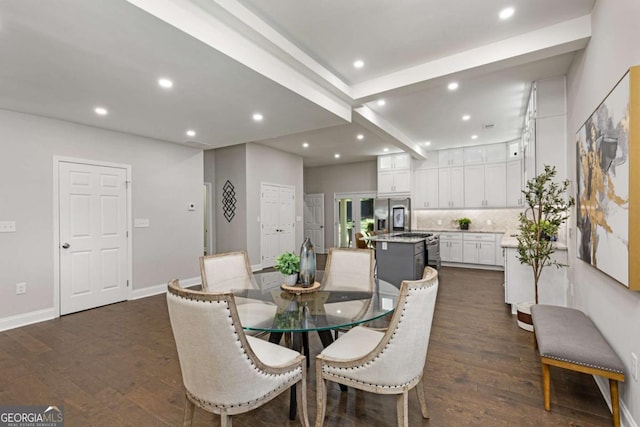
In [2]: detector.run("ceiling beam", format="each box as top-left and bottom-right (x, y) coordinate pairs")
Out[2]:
(126, 0), (352, 122)
(353, 106), (426, 160)
(351, 15), (592, 102)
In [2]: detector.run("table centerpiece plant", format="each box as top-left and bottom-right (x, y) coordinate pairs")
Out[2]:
(275, 251), (300, 285)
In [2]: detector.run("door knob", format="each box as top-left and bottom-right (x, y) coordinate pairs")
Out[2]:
(62, 243), (70, 249)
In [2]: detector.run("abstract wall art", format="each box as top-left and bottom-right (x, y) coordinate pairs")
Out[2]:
(576, 66), (640, 290)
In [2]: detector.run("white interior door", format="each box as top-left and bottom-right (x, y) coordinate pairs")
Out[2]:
(261, 183), (295, 268)
(59, 161), (128, 315)
(304, 193), (325, 253)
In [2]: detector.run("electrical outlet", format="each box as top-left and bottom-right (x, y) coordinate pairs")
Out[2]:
(16, 282), (26, 295)
(632, 353), (638, 381)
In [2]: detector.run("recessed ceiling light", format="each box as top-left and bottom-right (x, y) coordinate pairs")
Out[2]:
(499, 7), (515, 20)
(471, 134), (479, 140)
(334, 153), (340, 159)
(377, 99), (386, 106)
(186, 130), (196, 137)
(252, 113), (263, 122)
(356, 134), (364, 140)
(158, 78), (173, 89)
(353, 59), (364, 69)
(94, 107), (108, 116)
(424, 141), (432, 146)
(462, 115), (471, 121)
(302, 142), (309, 148)
(448, 82), (459, 91)
(383, 148), (389, 152)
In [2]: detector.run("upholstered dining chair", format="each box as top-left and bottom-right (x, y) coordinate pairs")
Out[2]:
(166, 279), (310, 427)
(199, 250), (256, 291)
(315, 267), (439, 427)
(200, 251), (276, 334)
(322, 248), (375, 338)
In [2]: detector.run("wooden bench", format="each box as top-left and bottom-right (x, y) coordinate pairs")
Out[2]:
(531, 304), (625, 427)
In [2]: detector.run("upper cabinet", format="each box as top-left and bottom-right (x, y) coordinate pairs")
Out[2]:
(438, 148), (464, 167)
(378, 153), (411, 196)
(464, 163), (506, 208)
(378, 153), (411, 171)
(463, 143), (506, 165)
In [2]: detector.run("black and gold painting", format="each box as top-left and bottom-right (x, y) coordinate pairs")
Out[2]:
(576, 66), (640, 290)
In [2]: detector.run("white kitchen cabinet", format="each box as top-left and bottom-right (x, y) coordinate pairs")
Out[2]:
(413, 155), (439, 170)
(504, 246), (567, 313)
(463, 143), (506, 165)
(506, 160), (524, 207)
(438, 167), (464, 208)
(440, 233), (463, 263)
(507, 141), (521, 159)
(495, 234), (505, 266)
(378, 170), (411, 195)
(463, 163), (506, 208)
(462, 233), (496, 265)
(438, 148), (464, 166)
(413, 168), (439, 209)
(378, 153), (411, 171)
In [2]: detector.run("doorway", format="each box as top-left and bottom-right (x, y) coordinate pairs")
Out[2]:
(203, 182), (213, 255)
(304, 193), (325, 253)
(260, 183), (295, 268)
(334, 192), (375, 248)
(54, 158), (132, 316)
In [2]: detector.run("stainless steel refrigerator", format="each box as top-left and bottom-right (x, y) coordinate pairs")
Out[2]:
(374, 198), (411, 233)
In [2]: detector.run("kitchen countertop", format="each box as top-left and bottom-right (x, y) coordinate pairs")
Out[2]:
(421, 227), (508, 234)
(500, 234), (568, 250)
(366, 233), (427, 243)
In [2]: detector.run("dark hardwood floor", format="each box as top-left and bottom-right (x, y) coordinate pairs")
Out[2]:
(0, 267), (612, 426)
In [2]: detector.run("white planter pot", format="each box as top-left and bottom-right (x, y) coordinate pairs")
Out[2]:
(516, 301), (534, 332)
(283, 273), (298, 286)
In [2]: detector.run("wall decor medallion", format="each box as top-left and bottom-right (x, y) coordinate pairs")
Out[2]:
(575, 66), (640, 290)
(222, 180), (237, 222)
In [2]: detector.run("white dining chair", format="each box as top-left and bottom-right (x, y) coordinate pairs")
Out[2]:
(315, 267), (439, 427)
(166, 279), (310, 427)
(321, 248), (375, 337)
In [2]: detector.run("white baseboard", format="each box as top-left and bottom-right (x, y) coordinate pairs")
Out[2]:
(0, 307), (56, 332)
(593, 375), (637, 427)
(130, 276), (200, 300)
(441, 262), (504, 271)
(251, 263), (263, 272)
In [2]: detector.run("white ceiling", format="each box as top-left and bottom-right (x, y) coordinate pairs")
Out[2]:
(0, 0), (595, 166)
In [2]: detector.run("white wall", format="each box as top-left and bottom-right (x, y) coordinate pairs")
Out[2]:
(246, 143), (304, 266)
(304, 161), (377, 249)
(0, 109), (203, 322)
(566, 0), (640, 423)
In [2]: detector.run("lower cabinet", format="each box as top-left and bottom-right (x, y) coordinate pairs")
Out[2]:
(439, 233), (463, 263)
(462, 233), (496, 265)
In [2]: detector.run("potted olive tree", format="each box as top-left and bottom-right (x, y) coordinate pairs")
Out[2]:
(275, 252), (300, 285)
(516, 165), (574, 330)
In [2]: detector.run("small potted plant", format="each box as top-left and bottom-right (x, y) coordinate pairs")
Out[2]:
(275, 252), (300, 285)
(457, 218), (471, 230)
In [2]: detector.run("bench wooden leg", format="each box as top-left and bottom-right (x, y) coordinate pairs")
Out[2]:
(610, 379), (620, 427)
(541, 363), (551, 411)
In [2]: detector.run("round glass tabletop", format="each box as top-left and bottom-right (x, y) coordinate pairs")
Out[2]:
(232, 271), (399, 333)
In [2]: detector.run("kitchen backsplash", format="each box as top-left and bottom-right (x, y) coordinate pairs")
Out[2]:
(412, 209), (523, 233)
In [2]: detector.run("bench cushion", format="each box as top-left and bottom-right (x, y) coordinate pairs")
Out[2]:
(531, 304), (624, 374)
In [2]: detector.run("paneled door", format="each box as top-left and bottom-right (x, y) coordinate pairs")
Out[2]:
(304, 193), (325, 253)
(261, 183), (295, 268)
(59, 161), (129, 315)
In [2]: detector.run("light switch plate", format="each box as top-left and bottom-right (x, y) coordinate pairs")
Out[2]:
(0, 221), (16, 233)
(134, 219), (150, 228)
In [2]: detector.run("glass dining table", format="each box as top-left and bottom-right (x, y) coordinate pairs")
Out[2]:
(231, 270), (400, 420)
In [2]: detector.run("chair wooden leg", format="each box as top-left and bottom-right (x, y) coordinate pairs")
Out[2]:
(220, 412), (232, 427)
(297, 366), (310, 427)
(542, 363), (551, 411)
(182, 396), (195, 427)
(396, 390), (408, 427)
(610, 379), (620, 427)
(414, 378), (429, 419)
(315, 362), (327, 427)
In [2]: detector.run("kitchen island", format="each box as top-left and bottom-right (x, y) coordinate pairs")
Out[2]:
(367, 232), (432, 287)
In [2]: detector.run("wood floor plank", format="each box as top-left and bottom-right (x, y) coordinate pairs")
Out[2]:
(0, 266), (613, 426)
